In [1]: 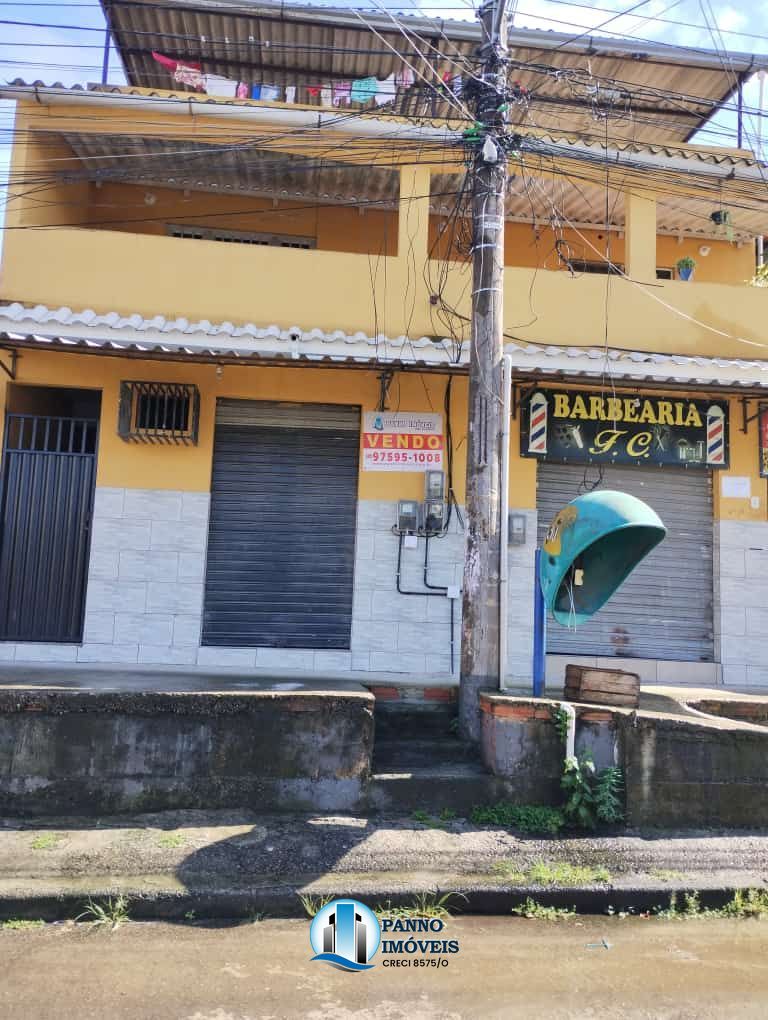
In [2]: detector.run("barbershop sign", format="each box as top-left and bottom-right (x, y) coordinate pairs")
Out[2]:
(521, 389), (729, 469)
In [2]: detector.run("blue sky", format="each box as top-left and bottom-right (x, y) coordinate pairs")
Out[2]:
(0, 0), (767, 233)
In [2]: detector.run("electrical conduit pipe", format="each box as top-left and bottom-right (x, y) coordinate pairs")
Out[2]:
(499, 354), (513, 690)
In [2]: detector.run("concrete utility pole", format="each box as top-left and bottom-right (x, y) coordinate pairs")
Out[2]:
(459, 0), (511, 742)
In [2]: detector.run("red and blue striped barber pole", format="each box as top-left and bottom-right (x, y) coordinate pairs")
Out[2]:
(528, 391), (548, 455)
(706, 405), (725, 466)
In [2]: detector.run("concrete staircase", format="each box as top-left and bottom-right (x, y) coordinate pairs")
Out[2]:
(367, 697), (513, 814)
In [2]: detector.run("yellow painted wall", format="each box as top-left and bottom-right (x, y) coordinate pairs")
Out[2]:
(1, 351), (764, 522)
(5, 130), (89, 230)
(716, 399), (768, 521)
(0, 349), (469, 502)
(429, 219), (753, 284)
(84, 182), (399, 257)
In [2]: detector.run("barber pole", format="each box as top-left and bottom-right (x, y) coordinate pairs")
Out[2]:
(528, 391), (548, 455)
(706, 405), (725, 465)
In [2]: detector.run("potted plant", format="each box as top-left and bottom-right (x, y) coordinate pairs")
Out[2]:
(676, 256), (696, 281)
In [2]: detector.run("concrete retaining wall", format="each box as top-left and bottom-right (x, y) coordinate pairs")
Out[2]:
(480, 693), (768, 828)
(625, 714), (768, 828)
(0, 687), (374, 816)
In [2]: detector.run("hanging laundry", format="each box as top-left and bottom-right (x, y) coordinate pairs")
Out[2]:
(350, 76), (377, 104)
(236, 82), (249, 99)
(260, 84), (280, 101)
(307, 86), (321, 97)
(151, 52), (204, 90)
(251, 84), (262, 99)
(450, 74), (463, 97)
(332, 81), (352, 106)
(151, 51), (178, 71)
(374, 73), (396, 106)
(174, 64), (205, 89)
(320, 86), (332, 107)
(395, 67), (415, 89)
(205, 74), (239, 98)
(285, 86), (296, 103)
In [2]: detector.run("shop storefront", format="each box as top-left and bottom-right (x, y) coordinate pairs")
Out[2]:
(522, 387), (727, 665)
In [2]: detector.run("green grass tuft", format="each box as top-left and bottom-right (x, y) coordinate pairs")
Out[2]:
(1, 919), (45, 930)
(511, 898), (575, 920)
(76, 895), (130, 929)
(471, 803), (565, 834)
(298, 894), (334, 919)
(492, 860), (610, 886)
(375, 892), (465, 920)
(30, 833), (63, 851)
(156, 833), (186, 849)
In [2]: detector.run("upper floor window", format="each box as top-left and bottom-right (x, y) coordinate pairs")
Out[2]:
(166, 224), (316, 249)
(569, 259), (674, 281)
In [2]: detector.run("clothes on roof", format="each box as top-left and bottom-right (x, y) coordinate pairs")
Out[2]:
(149, 52), (413, 107)
(332, 81), (352, 107)
(350, 77), (377, 104)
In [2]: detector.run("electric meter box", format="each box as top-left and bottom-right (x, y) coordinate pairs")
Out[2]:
(397, 500), (420, 533)
(424, 499), (447, 535)
(425, 470), (445, 500)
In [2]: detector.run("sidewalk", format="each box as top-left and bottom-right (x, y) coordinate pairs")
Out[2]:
(2, 809), (768, 920)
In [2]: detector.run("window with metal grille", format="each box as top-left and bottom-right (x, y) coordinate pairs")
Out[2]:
(167, 224), (316, 249)
(567, 260), (674, 281)
(118, 381), (200, 444)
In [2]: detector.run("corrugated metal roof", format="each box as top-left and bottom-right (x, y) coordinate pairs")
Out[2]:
(3, 301), (768, 388)
(100, 0), (768, 144)
(51, 128), (768, 239)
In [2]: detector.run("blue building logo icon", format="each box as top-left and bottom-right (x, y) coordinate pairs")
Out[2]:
(309, 899), (381, 972)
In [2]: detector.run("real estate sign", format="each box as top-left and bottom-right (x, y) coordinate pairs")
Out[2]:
(362, 411), (443, 471)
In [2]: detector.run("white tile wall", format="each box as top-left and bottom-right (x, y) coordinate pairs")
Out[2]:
(78, 487), (209, 667)
(716, 519), (768, 688)
(1, 491), (538, 679)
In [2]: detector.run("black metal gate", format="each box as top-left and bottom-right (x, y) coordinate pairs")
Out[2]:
(0, 414), (99, 642)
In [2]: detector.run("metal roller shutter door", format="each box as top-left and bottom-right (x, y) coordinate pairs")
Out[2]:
(202, 400), (360, 649)
(536, 463), (714, 662)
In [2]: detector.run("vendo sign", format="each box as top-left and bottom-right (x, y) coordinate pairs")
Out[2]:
(362, 412), (444, 472)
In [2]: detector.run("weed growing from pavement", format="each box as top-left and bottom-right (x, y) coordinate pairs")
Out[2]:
(156, 833), (186, 849)
(412, 808), (457, 829)
(30, 833), (63, 851)
(375, 892), (465, 920)
(471, 803), (565, 834)
(492, 861), (610, 886)
(594, 767), (625, 825)
(298, 894), (334, 919)
(76, 895), (131, 929)
(511, 898), (575, 920)
(653, 889), (768, 920)
(550, 705), (571, 744)
(1, 919), (45, 930)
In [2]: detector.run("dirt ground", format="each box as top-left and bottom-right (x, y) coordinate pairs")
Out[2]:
(2, 916), (768, 1019)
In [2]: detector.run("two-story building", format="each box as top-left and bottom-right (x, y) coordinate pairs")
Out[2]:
(0, 0), (767, 690)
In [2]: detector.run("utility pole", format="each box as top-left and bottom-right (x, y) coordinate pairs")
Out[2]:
(459, 0), (511, 742)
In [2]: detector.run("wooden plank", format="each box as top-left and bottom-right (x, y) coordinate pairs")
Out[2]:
(578, 678), (640, 695)
(565, 690), (639, 707)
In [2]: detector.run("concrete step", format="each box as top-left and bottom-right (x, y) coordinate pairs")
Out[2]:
(367, 761), (515, 815)
(373, 737), (475, 771)
(374, 703), (458, 741)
